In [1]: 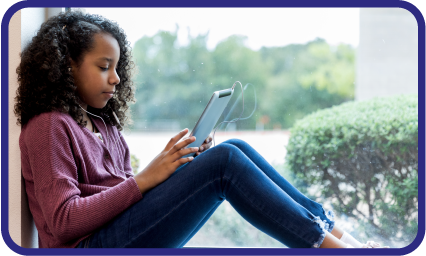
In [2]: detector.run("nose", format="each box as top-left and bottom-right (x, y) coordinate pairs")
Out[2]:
(109, 69), (120, 86)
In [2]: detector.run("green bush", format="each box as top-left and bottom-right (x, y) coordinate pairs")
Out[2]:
(130, 154), (140, 175)
(285, 95), (418, 245)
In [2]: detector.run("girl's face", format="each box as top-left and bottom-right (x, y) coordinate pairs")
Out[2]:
(71, 32), (120, 110)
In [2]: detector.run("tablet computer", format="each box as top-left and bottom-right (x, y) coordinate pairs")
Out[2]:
(182, 88), (234, 158)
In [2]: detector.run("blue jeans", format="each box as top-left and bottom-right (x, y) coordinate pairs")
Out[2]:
(76, 139), (334, 248)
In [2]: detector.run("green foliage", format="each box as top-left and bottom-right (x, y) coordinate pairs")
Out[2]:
(374, 170), (418, 242)
(285, 94), (418, 245)
(130, 154), (140, 175)
(257, 38), (354, 129)
(298, 42), (355, 97)
(130, 32), (354, 131)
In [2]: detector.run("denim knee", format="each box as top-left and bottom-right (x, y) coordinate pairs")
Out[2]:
(209, 142), (238, 164)
(196, 143), (239, 179)
(222, 138), (248, 148)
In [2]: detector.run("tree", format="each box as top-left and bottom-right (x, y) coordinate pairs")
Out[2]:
(130, 33), (354, 131)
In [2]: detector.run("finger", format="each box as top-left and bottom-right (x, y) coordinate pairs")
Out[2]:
(199, 143), (206, 152)
(204, 136), (211, 143)
(200, 140), (212, 151)
(168, 135), (197, 155)
(204, 141), (212, 150)
(164, 128), (189, 151)
(172, 156), (195, 169)
(171, 146), (199, 162)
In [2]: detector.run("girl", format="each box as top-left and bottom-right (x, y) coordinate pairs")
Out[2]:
(14, 11), (387, 249)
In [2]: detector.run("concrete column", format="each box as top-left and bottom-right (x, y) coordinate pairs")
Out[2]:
(9, 9), (23, 248)
(9, 7), (65, 248)
(356, 8), (418, 100)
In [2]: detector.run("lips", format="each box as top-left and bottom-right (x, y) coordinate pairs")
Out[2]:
(103, 92), (114, 98)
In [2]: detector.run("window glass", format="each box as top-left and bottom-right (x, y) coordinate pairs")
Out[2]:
(85, 8), (418, 248)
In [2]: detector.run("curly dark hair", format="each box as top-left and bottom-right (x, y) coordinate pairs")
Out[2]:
(14, 10), (136, 131)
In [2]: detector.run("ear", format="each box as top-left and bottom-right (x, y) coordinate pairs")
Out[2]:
(70, 58), (77, 69)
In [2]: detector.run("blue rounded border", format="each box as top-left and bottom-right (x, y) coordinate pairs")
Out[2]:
(1, 0), (424, 255)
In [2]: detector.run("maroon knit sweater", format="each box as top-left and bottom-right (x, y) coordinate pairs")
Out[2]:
(19, 111), (143, 248)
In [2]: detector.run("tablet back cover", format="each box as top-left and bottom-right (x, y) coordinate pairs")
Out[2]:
(182, 89), (234, 158)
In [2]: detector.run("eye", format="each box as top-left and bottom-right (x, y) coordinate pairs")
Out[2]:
(100, 67), (109, 71)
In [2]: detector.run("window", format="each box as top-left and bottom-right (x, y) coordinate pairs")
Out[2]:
(84, 7), (418, 248)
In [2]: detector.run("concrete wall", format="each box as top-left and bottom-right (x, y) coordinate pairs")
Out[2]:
(9, 8), (24, 248)
(355, 8), (418, 101)
(9, 7), (64, 248)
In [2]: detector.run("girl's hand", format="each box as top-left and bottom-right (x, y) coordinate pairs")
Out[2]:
(134, 128), (198, 194)
(195, 134), (213, 156)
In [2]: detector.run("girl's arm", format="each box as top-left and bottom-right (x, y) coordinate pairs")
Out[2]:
(23, 113), (142, 244)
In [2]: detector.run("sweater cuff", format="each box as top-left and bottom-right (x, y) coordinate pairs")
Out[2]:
(126, 177), (144, 201)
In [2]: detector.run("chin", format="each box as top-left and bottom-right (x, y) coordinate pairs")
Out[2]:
(90, 103), (108, 110)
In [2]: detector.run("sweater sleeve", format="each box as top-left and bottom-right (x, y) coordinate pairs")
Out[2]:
(26, 113), (143, 243)
(119, 131), (136, 178)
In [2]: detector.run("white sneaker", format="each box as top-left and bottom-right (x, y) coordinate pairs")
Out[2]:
(361, 241), (390, 248)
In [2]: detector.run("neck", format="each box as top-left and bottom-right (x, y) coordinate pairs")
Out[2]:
(80, 107), (92, 129)
(78, 102), (90, 126)
(79, 101), (88, 111)
(83, 112), (91, 128)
